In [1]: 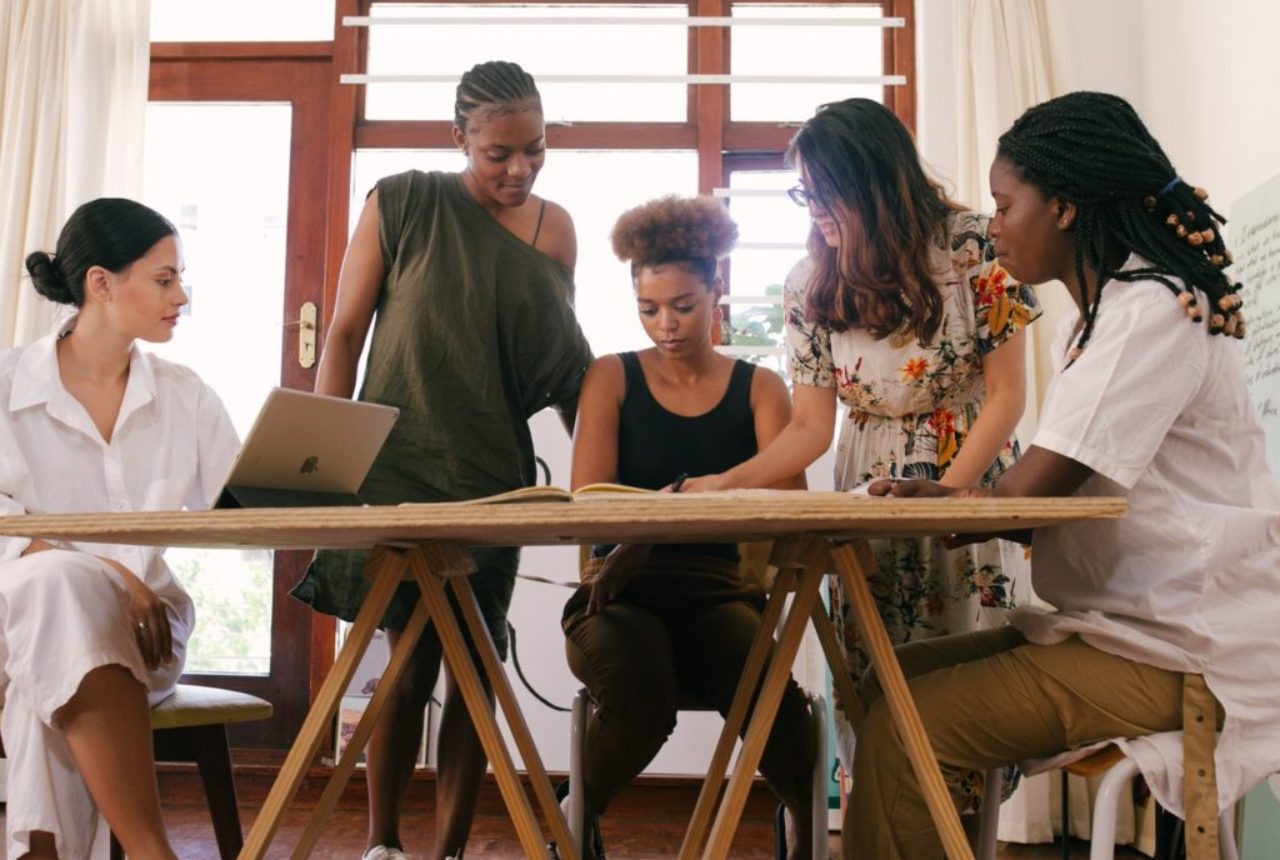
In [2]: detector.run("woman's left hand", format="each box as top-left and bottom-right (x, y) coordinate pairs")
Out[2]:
(587, 544), (650, 615)
(103, 558), (174, 670)
(867, 478), (958, 498)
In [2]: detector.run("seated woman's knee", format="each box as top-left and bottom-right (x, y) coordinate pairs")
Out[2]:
(593, 677), (678, 738)
(14, 550), (123, 617)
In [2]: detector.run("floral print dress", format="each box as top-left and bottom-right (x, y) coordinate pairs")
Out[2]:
(785, 211), (1041, 804)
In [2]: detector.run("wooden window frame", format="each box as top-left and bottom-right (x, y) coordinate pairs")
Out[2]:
(148, 0), (914, 749)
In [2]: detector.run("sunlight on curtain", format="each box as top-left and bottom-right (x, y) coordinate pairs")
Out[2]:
(0, 0), (150, 348)
(954, 0), (1059, 450)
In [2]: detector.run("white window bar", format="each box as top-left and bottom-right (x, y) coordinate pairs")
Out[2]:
(712, 188), (795, 198)
(342, 73), (906, 86)
(723, 294), (784, 305)
(736, 242), (807, 251)
(715, 344), (787, 357)
(345, 15), (904, 28)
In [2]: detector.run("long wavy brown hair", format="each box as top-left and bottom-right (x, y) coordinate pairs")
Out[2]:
(788, 98), (962, 342)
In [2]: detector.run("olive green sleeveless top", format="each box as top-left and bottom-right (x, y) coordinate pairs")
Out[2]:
(292, 170), (592, 643)
(359, 169), (591, 503)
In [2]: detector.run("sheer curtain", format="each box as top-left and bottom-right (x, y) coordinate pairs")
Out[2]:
(953, 0), (1062, 444)
(0, 0), (150, 348)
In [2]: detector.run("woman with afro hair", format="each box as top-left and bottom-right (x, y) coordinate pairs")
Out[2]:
(563, 195), (817, 859)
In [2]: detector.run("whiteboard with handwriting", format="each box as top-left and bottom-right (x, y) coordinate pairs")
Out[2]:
(1231, 172), (1280, 473)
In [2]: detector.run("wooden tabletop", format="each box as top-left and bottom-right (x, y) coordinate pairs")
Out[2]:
(0, 491), (1124, 550)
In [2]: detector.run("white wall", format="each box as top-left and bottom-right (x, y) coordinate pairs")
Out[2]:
(915, 0), (1280, 415)
(1137, 0), (1280, 217)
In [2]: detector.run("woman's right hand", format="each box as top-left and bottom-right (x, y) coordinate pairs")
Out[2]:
(587, 544), (651, 615)
(103, 558), (174, 670)
(671, 473), (727, 493)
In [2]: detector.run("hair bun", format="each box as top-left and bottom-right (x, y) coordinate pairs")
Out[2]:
(24, 251), (76, 304)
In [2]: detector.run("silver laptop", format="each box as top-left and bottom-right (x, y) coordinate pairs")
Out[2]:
(214, 388), (400, 509)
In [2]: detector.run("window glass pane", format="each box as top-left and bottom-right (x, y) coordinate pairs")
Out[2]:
(143, 103), (289, 675)
(364, 3), (687, 122)
(150, 0), (335, 42)
(723, 169), (811, 373)
(350, 149), (698, 358)
(730, 4), (884, 122)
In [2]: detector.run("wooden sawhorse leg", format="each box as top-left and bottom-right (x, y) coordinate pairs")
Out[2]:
(239, 546), (409, 859)
(239, 543), (577, 860)
(414, 557), (578, 860)
(829, 540), (972, 860)
(678, 536), (832, 860)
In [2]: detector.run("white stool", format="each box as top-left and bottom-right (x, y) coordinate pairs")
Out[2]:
(977, 733), (1240, 860)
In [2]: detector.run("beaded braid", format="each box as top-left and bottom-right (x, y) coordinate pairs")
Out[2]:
(454, 60), (542, 131)
(997, 92), (1244, 363)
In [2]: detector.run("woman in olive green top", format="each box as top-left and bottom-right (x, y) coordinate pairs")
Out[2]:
(291, 61), (592, 860)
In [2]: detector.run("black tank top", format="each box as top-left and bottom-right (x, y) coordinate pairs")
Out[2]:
(594, 351), (758, 561)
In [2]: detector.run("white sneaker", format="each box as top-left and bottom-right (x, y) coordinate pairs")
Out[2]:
(362, 847), (411, 860)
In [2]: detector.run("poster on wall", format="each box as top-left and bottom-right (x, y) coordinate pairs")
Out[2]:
(1231, 171), (1280, 473)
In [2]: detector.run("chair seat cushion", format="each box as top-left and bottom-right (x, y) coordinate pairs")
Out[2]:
(1017, 740), (1120, 777)
(150, 683), (273, 730)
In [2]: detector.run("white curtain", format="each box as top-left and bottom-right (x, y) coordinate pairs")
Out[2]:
(954, 0), (1061, 445)
(0, 0), (150, 348)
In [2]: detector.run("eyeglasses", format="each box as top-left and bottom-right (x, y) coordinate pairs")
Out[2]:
(787, 184), (816, 208)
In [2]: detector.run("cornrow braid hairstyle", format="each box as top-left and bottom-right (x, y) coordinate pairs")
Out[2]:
(997, 91), (1244, 364)
(611, 195), (738, 286)
(454, 60), (542, 131)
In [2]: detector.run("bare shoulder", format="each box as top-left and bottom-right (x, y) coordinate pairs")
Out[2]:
(583, 353), (625, 392)
(749, 363), (790, 405)
(534, 197), (577, 270)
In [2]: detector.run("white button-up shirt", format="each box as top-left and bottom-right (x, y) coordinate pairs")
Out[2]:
(1013, 257), (1280, 815)
(0, 320), (240, 634)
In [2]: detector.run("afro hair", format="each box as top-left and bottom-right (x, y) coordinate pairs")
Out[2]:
(610, 195), (738, 269)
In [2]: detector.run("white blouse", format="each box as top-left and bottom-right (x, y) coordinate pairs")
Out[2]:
(1013, 257), (1280, 814)
(0, 321), (240, 634)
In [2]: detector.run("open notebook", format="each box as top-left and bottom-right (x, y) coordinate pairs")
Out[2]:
(399, 483), (654, 506)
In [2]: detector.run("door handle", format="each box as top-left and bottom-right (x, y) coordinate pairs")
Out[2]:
(287, 301), (318, 369)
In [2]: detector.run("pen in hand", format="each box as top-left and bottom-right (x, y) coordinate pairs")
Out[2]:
(671, 472), (689, 493)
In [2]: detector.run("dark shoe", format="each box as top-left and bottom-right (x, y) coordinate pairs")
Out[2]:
(553, 779), (606, 860)
(775, 802), (787, 860)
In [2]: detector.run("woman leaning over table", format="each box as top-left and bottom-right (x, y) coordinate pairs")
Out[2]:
(679, 98), (1041, 809)
(290, 60), (593, 860)
(0, 198), (239, 860)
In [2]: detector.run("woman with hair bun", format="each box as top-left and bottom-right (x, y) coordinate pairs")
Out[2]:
(2, 198), (239, 859)
(563, 195), (816, 859)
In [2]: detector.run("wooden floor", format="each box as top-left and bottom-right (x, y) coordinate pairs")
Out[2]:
(0, 804), (1149, 859)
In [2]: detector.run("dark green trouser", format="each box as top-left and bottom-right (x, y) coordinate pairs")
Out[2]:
(562, 553), (816, 816)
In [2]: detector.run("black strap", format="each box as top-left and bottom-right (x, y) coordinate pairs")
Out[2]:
(531, 198), (547, 248)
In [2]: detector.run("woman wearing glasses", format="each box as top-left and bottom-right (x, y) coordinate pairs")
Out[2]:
(679, 98), (1040, 810)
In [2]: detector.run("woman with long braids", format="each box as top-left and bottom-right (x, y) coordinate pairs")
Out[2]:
(855, 91), (1280, 859)
(291, 61), (592, 860)
(678, 99), (1041, 804)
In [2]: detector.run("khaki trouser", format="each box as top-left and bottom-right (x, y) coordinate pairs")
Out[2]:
(844, 626), (1198, 860)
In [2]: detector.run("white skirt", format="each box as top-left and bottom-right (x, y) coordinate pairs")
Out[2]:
(0, 550), (187, 860)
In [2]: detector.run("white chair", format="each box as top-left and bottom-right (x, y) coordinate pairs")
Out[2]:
(977, 733), (1241, 860)
(567, 687), (830, 859)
